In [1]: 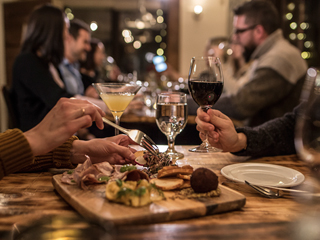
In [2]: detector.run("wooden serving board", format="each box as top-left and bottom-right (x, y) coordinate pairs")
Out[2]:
(52, 174), (245, 226)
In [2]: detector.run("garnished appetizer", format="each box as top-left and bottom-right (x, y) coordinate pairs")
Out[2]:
(134, 151), (172, 176)
(105, 179), (165, 207)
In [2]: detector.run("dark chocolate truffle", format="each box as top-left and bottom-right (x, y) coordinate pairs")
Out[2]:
(190, 168), (218, 193)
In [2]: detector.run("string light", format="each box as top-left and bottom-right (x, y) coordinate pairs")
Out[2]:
(286, 13), (293, 20)
(290, 22), (297, 30)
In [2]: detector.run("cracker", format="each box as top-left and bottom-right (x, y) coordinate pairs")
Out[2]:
(150, 178), (184, 191)
(157, 165), (193, 178)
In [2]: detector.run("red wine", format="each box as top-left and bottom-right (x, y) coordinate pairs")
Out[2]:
(188, 80), (223, 108)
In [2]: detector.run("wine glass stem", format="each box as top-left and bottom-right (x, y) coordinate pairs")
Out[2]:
(201, 134), (211, 148)
(167, 136), (176, 153)
(114, 116), (120, 135)
(201, 106), (212, 148)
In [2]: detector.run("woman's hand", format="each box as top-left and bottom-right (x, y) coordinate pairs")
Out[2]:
(70, 135), (137, 165)
(195, 108), (247, 152)
(24, 97), (105, 156)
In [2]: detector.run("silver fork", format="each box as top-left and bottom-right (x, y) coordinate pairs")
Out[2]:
(102, 117), (159, 156)
(245, 181), (283, 198)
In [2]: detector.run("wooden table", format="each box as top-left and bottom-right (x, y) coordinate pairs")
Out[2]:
(1, 146), (320, 240)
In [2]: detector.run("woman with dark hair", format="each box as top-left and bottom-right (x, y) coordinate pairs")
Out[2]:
(11, 4), (73, 131)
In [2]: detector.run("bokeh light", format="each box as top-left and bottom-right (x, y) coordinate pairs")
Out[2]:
(133, 41), (142, 49)
(90, 22), (98, 31)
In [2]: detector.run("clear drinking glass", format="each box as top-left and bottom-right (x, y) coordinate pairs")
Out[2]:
(188, 56), (224, 152)
(93, 82), (141, 135)
(156, 92), (188, 160)
(293, 68), (320, 238)
(295, 68), (320, 181)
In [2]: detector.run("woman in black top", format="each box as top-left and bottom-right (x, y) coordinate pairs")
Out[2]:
(11, 4), (73, 131)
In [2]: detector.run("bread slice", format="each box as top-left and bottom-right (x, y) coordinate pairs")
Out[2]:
(179, 180), (191, 189)
(157, 165), (193, 178)
(177, 174), (191, 180)
(150, 178), (184, 190)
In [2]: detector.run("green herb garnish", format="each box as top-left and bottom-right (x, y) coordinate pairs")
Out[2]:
(134, 186), (146, 197)
(98, 176), (110, 182)
(120, 165), (137, 173)
(117, 188), (134, 199)
(116, 179), (123, 187)
(149, 183), (164, 197)
(67, 170), (74, 174)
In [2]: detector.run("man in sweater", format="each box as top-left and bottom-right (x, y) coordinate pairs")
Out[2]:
(212, 0), (307, 127)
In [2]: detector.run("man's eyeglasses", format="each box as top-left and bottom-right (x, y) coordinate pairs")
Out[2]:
(234, 25), (257, 35)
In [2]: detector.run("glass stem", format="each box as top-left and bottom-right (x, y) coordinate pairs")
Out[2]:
(201, 106), (212, 149)
(200, 134), (211, 149)
(167, 136), (176, 153)
(114, 116), (120, 135)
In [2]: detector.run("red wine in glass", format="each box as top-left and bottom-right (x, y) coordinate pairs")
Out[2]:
(187, 56), (224, 153)
(188, 81), (223, 110)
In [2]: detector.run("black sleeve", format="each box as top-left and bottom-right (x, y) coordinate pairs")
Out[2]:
(232, 103), (303, 157)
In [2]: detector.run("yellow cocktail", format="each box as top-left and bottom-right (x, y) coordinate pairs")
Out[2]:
(100, 93), (135, 118)
(93, 83), (141, 135)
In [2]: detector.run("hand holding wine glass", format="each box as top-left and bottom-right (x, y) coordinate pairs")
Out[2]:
(188, 56), (224, 153)
(156, 92), (188, 160)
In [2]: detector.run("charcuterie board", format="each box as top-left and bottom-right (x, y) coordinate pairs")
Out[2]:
(52, 174), (245, 226)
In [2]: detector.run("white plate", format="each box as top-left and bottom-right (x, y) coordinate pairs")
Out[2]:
(221, 163), (305, 187)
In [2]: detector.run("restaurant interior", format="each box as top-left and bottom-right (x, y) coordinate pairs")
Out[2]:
(1, 0), (320, 133)
(2, 0), (320, 239)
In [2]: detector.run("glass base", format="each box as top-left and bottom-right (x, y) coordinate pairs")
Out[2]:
(189, 145), (222, 153)
(165, 150), (184, 160)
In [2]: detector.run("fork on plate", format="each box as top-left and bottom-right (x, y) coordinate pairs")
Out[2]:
(102, 117), (159, 156)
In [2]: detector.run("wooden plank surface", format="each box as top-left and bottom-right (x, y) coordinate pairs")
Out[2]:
(1, 147), (320, 240)
(52, 175), (246, 226)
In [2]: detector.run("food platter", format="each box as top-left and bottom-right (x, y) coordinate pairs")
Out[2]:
(52, 174), (246, 226)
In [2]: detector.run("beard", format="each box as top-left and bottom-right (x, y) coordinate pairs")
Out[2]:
(243, 45), (256, 63)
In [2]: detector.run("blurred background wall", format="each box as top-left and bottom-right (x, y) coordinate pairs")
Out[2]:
(0, 0), (319, 132)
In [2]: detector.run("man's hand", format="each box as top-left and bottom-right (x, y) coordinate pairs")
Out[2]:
(195, 108), (247, 152)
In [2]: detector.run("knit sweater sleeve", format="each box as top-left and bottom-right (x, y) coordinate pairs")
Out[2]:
(20, 135), (79, 172)
(232, 103), (302, 157)
(0, 129), (33, 180)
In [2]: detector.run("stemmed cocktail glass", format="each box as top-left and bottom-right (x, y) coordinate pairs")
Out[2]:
(93, 83), (141, 135)
(188, 56), (224, 152)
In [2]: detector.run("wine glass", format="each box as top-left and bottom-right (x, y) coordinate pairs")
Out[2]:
(295, 68), (320, 181)
(188, 56), (224, 152)
(293, 68), (320, 236)
(156, 92), (188, 160)
(93, 82), (141, 135)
